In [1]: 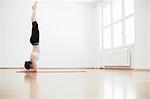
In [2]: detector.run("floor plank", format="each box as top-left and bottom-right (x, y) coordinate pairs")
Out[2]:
(0, 69), (150, 99)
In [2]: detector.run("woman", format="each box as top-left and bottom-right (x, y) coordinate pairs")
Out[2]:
(24, 1), (40, 72)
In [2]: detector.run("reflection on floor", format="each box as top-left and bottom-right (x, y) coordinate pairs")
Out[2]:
(0, 69), (150, 99)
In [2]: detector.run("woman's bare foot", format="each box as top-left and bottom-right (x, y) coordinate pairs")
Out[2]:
(32, 1), (38, 10)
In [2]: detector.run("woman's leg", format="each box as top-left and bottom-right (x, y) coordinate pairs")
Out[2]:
(30, 1), (40, 45)
(31, 1), (37, 22)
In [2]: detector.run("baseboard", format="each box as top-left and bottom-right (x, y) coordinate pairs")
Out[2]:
(39, 67), (96, 69)
(0, 67), (98, 69)
(0, 67), (23, 69)
(104, 66), (132, 70)
(1, 66), (150, 71)
(133, 67), (150, 71)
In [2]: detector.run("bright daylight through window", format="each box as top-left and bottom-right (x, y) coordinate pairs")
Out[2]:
(101, 0), (135, 49)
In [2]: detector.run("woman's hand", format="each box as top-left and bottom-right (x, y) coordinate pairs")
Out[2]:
(24, 69), (37, 73)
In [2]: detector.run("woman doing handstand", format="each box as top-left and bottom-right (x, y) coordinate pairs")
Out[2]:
(24, 1), (40, 72)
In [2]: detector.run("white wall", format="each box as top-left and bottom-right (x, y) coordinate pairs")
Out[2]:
(134, 0), (149, 67)
(148, 0), (150, 66)
(38, 2), (99, 67)
(91, 2), (100, 67)
(97, 4), (102, 67)
(0, 2), (3, 64)
(0, 1), (32, 67)
(0, 3), (2, 63)
(0, 1), (99, 67)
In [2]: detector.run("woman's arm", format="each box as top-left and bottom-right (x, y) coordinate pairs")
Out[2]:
(31, 60), (37, 72)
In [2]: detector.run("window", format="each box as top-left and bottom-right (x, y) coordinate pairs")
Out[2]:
(113, 0), (122, 22)
(103, 4), (111, 26)
(101, 0), (135, 49)
(103, 27), (111, 49)
(113, 22), (123, 47)
(124, 0), (134, 16)
(125, 16), (135, 45)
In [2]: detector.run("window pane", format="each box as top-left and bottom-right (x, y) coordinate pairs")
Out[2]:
(125, 0), (134, 16)
(113, 0), (122, 22)
(103, 27), (111, 49)
(103, 4), (111, 26)
(125, 17), (135, 45)
(113, 22), (123, 47)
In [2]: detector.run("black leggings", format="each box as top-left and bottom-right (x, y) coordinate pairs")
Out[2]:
(30, 21), (39, 45)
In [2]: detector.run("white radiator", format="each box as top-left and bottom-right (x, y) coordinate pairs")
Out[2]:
(101, 48), (131, 66)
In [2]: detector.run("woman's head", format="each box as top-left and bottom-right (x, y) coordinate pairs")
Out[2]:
(24, 61), (32, 69)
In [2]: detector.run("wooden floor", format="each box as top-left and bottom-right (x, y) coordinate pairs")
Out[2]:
(0, 69), (150, 99)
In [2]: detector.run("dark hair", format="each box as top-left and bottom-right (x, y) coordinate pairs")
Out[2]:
(24, 61), (32, 69)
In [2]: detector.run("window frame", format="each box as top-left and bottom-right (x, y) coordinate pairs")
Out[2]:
(101, 0), (135, 50)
